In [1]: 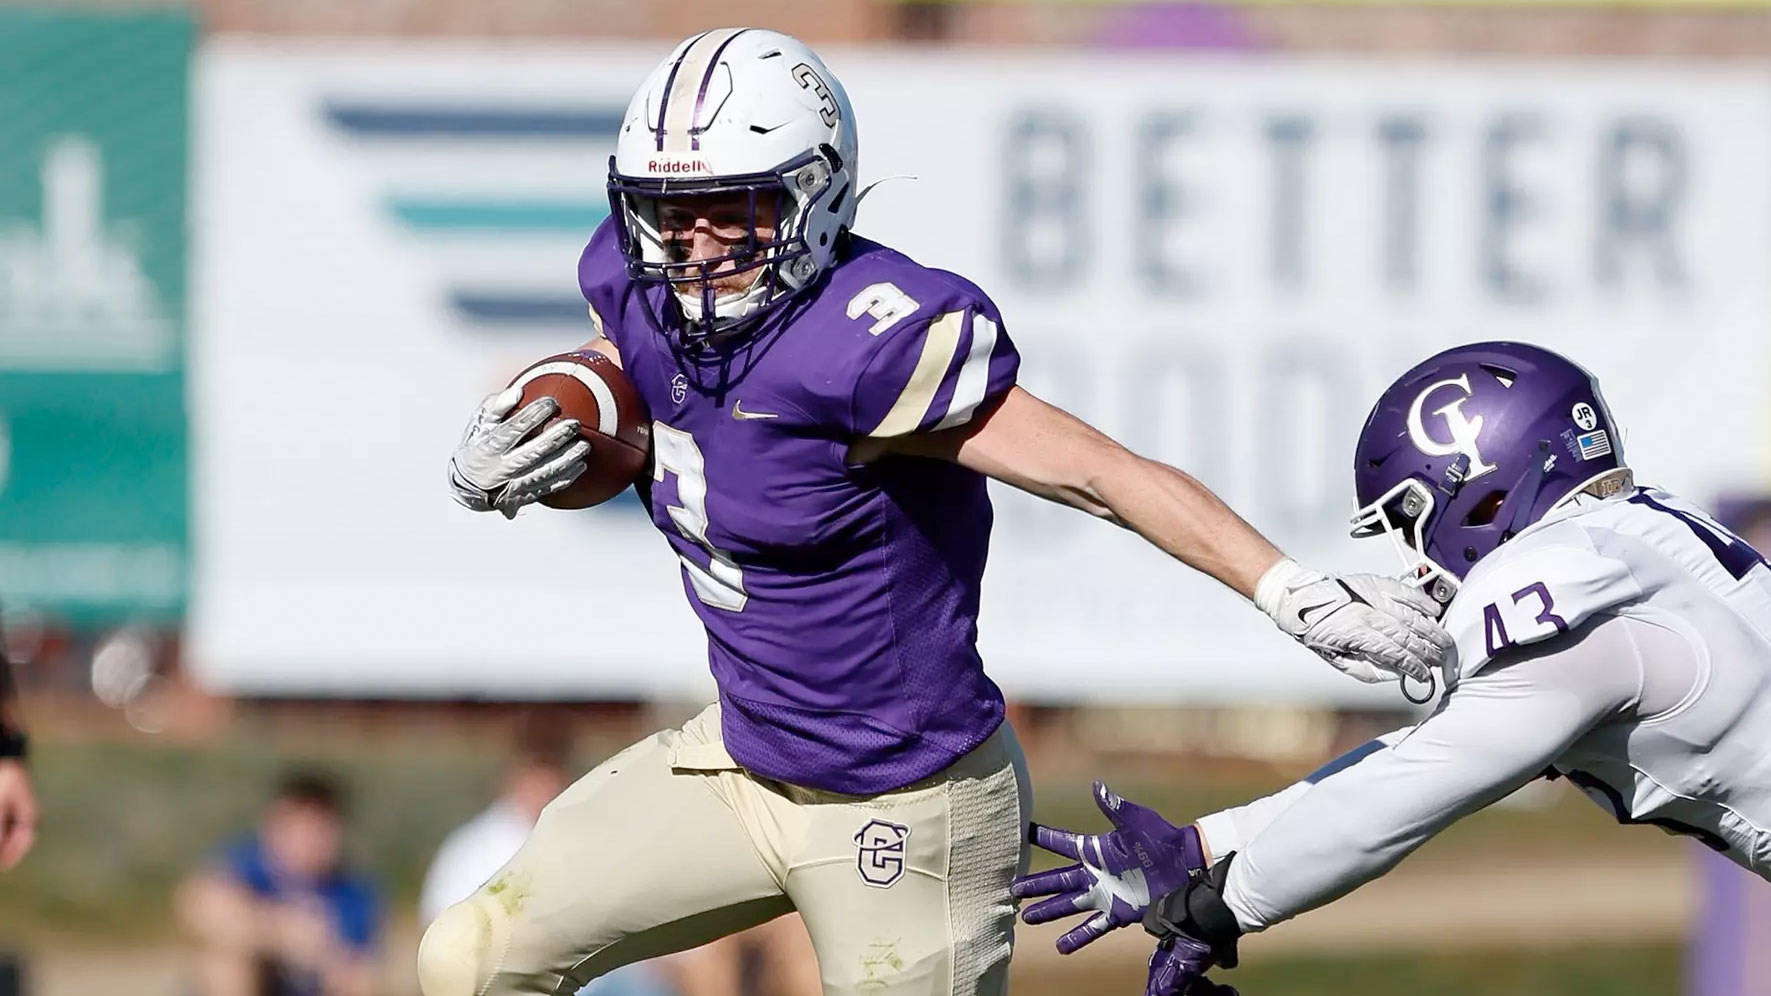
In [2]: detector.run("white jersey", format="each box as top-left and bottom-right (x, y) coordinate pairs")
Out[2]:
(1197, 487), (1771, 932)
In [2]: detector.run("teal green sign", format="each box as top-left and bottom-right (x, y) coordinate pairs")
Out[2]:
(0, 11), (191, 621)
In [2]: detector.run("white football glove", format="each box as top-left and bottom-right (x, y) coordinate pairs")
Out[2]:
(447, 386), (589, 520)
(1254, 558), (1451, 684)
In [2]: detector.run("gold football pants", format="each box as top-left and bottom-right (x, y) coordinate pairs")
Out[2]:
(418, 704), (1031, 996)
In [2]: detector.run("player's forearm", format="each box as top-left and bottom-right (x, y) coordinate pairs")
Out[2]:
(1195, 728), (1414, 860)
(982, 444), (1281, 597)
(1089, 451), (1283, 599)
(1194, 782), (1313, 865)
(1219, 655), (1608, 931)
(934, 386), (1283, 596)
(1219, 739), (1549, 932)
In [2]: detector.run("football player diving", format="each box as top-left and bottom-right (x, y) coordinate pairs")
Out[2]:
(1018, 342), (1771, 995)
(433, 27), (1451, 996)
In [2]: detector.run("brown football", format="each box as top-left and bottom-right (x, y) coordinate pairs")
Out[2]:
(507, 350), (651, 509)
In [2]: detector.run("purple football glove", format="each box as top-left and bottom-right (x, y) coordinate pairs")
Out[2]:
(1145, 936), (1236, 996)
(1011, 781), (1207, 954)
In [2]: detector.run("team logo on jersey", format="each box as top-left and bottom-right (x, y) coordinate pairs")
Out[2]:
(854, 819), (910, 888)
(1406, 375), (1496, 481)
(671, 373), (688, 405)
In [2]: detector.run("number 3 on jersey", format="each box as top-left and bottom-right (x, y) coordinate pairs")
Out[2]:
(651, 423), (749, 611)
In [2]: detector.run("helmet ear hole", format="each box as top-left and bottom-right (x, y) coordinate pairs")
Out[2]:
(1463, 491), (1507, 527)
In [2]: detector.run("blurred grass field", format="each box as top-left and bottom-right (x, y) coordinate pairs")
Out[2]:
(4, 711), (1693, 996)
(1012, 943), (1682, 996)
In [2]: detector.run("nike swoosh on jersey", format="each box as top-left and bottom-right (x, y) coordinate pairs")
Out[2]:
(732, 401), (779, 420)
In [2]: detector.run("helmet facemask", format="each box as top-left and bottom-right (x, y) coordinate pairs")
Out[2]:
(1350, 477), (1463, 606)
(608, 147), (842, 347)
(1351, 446), (1630, 607)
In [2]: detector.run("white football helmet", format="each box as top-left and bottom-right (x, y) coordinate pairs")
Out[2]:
(608, 28), (859, 344)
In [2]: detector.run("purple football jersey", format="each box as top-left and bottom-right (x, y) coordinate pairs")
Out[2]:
(579, 219), (1019, 795)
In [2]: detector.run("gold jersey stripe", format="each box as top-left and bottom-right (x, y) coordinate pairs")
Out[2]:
(868, 311), (964, 438)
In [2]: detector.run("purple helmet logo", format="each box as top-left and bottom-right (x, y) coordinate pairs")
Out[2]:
(1352, 341), (1634, 601)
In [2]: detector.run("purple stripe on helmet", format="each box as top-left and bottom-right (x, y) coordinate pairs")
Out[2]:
(653, 31), (709, 153)
(690, 28), (751, 152)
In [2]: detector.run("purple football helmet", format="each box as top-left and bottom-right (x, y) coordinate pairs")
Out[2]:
(1350, 341), (1634, 602)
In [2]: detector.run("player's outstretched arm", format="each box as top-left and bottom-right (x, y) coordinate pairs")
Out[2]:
(910, 387), (1279, 594)
(1015, 622), (1635, 994)
(1196, 625), (1632, 931)
(887, 385), (1450, 682)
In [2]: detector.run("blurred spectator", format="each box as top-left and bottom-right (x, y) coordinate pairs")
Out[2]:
(419, 721), (672, 996)
(418, 720), (574, 923)
(177, 770), (381, 996)
(0, 615), (35, 871)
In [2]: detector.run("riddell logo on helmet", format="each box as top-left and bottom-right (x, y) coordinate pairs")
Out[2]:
(648, 159), (711, 174)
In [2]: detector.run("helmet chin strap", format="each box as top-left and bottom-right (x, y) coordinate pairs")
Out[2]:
(675, 272), (774, 326)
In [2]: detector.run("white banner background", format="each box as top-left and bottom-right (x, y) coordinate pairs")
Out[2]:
(190, 42), (1771, 703)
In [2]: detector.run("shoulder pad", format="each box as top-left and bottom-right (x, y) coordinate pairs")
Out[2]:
(1444, 524), (1642, 680)
(817, 244), (1019, 438)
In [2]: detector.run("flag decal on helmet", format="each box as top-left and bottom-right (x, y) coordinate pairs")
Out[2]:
(1577, 430), (1613, 461)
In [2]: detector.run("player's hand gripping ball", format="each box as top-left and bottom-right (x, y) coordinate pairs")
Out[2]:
(507, 351), (651, 509)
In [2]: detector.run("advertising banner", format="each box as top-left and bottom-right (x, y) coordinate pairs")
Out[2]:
(191, 44), (1771, 701)
(0, 12), (191, 623)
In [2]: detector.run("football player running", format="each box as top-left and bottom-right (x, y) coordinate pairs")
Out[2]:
(431, 27), (1450, 996)
(1017, 341), (1771, 995)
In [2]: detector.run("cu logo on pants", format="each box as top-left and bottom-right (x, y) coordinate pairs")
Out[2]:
(854, 818), (910, 888)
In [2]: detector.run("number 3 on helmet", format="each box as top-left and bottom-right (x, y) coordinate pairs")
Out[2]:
(607, 27), (860, 344)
